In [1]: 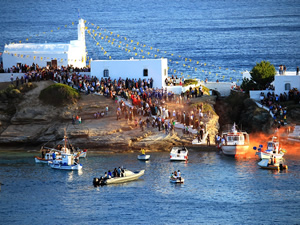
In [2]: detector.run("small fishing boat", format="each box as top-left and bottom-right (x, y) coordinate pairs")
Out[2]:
(170, 177), (184, 183)
(49, 152), (82, 170)
(93, 169), (145, 186)
(220, 123), (250, 157)
(170, 146), (188, 161)
(34, 149), (62, 163)
(137, 149), (150, 161)
(258, 158), (288, 170)
(37, 130), (87, 162)
(254, 136), (286, 159)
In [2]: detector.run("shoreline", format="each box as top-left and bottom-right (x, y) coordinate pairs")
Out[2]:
(0, 144), (219, 154)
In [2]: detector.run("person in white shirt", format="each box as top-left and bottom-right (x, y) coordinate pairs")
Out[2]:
(177, 170), (181, 178)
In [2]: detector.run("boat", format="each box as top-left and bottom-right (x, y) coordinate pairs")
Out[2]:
(49, 152), (82, 170)
(170, 177), (184, 183)
(93, 169), (145, 186)
(37, 130), (87, 162)
(47, 132), (83, 170)
(137, 149), (150, 160)
(220, 123), (250, 156)
(254, 136), (286, 159)
(170, 146), (188, 161)
(258, 158), (288, 170)
(34, 149), (62, 164)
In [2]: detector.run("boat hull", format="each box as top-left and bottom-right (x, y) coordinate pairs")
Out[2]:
(137, 155), (150, 160)
(170, 147), (188, 161)
(258, 159), (288, 170)
(105, 170), (145, 184)
(49, 163), (82, 170)
(170, 178), (184, 183)
(221, 145), (249, 156)
(256, 151), (284, 160)
(35, 157), (51, 164)
(94, 170), (145, 186)
(75, 151), (87, 158)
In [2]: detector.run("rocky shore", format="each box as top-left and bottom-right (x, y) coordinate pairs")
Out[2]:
(0, 80), (285, 153)
(0, 81), (220, 152)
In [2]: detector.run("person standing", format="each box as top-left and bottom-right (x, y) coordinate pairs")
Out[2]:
(297, 66), (299, 75)
(10, 74), (14, 84)
(105, 105), (109, 115)
(206, 133), (210, 146)
(16, 76), (19, 87)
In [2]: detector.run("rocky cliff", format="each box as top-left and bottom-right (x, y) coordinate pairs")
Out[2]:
(0, 81), (220, 152)
(215, 90), (275, 133)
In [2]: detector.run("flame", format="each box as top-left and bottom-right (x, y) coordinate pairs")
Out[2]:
(247, 128), (300, 157)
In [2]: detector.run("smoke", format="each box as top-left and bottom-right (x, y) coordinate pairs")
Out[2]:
(247, 128), (300, 157)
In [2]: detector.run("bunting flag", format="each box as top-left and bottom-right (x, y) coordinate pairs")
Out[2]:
(4, 19), (242, 83)
(84, 21), (244, 83)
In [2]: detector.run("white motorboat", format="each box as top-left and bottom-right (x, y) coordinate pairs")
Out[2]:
(170, 146), (188, 161)
(254, 136), (286, 159)
(93, 169), (145, 186)
(221, 123), (250, 156)
(258, 158), (288, 170)
(49, 152), (82, 170)
(137, 149), (150, 160)
(137, 154), (150, 160)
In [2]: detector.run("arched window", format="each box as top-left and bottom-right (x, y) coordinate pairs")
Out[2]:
(103, 69), (109, 77)
(285, 83), (291, 91)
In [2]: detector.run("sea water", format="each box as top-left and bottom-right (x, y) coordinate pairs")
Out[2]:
(0, 150), (299, 224)
(0, 0), (300, 84)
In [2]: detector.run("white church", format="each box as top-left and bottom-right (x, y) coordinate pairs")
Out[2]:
(91, 58), (169, 89)
(2, 19), (87, 69)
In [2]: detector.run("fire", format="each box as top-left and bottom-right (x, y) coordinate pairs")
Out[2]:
(246, 129), (300, 157)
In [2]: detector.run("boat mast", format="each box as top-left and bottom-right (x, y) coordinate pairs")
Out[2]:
(64, 128), (67, 153)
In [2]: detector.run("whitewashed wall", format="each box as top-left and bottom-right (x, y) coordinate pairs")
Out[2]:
(249, 90), (275, 101)
(90, 58), (168, 89)
(273, 74), (300, 95)
(204, 82), (234, 96)
(2, 51), (68, 69)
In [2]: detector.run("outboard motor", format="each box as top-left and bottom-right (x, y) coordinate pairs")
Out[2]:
(279, 164), (283, 171)
(93, 177), (99, 186)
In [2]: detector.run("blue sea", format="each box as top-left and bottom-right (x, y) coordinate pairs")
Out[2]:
(1, 150), (300, 224)
(0, 0), (300, 84)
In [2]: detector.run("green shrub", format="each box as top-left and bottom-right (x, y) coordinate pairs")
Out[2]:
(203, 103), (217, 116)
(39, 83), (80, 107)
(8, 89), (22, 98)
(183, 79), (198, 87)
(18, 83), (36, 93)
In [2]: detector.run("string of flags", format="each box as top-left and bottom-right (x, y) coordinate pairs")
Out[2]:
(2, 18), (242, 83)
(85, 22), (241, 82)
(2, 51), (85, 63)
(85, 21), (243, 73)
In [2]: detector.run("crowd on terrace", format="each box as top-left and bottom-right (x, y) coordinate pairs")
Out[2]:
(259, 88), (300, 126)
(5, 62), (208, 140)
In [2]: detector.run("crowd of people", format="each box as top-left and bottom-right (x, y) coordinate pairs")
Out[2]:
(5, 62), (210, 144)
(259, 90), (297, 126)
(0, 62), (90, 74)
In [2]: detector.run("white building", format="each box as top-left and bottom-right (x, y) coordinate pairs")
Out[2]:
(91, 58), (168, 89)
(2, 19), (86, 70)
(273, 72), (300, 95)
(249, 71), (299, 101)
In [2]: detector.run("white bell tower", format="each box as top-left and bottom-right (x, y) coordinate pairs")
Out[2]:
(77, 18), (85, 43)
